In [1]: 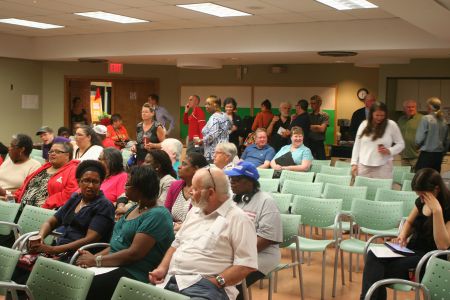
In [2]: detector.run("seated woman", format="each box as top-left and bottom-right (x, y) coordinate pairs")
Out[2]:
(165, 152), (209, 231)
(98, 147), (127, 203)
(14, 142), (79, 209)
(0, 134), (41, 198)
(360, 168), (450, 300)
(77, 165), (175, 300)
(106, 113), (130, 150)
(73, 125), (103, 161)
(270, 126), (313, 173)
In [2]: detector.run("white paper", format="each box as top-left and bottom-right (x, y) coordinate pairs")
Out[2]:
(21, 94), (39, 109)
(277, 126), (287, 136)
(88, 266), (118, 276)
(370, 245), (405, 258)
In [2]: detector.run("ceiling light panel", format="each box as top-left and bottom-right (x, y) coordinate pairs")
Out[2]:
(0, 18), (64, 29)
(176, 3), (251, 17)
(315, 0), (377, 10)
(74, 11), (149, 23)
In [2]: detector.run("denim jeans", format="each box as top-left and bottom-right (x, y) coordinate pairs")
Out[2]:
(165, 276), (229, 300)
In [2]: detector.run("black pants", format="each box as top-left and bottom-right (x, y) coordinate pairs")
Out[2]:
(236, 271), (265, 300)
(415, 151), (444, 173)
(360, 251), (423, 300)
(309, 140), (326, 160)
(86, 267), (134, 300)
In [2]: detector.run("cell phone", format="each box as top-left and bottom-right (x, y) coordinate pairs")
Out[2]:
(385, 242), (415, 256)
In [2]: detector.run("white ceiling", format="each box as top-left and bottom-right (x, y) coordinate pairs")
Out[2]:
(0, 0), (450, 66)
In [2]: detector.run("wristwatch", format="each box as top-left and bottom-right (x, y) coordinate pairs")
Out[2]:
(215, 275), (226, 288)
(95, 255), (103, 267)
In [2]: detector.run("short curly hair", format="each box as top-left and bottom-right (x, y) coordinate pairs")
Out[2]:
(76, 160), (106, 182)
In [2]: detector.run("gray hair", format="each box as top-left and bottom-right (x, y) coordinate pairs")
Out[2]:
(161, 138), (183, 160)
(198, 167), (230, 201)
(215, 142), (237, 161)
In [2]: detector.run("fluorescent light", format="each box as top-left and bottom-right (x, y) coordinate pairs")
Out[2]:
(74, 11), (149, 23)
(0, 18), (63, 29)
(315, 0), (377, 10)
(176, 3), (251, 17)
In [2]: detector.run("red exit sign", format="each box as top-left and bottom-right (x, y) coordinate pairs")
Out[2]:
(108, 63), (123, 74)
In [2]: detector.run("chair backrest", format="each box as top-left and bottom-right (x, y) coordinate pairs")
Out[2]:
(0, 246), (21, 295)
(401, 172), (415, 182)
(374, 188), (418, 217)
(354, 176), (393, 200)
(402, 179), (413, 191)
(319, 165), (351, 176)
(30, 149), (43, 159)
(271, 193), (292, 214)
(421, 257), (450, 300)
(315, 173), (352, 191)
(27, 256), (94, 300)
(279, 214), (301, 248)
(258, 178), (280, 193)
(279, 170), (314, 188)
(17, 205), (55, 235)
(112, 277), (190, 300)
(292, 196), (342, 228)
(281, 180), (323, 198)
(351, 198), (403, 230)
(310, 160), (331, 174)
(0, 201), (20, 235)
(334, 160), (351, 168)
(121, 149), (132, 166)
(323, 183), (367, 211)
(393, 166), (412, 184)
(257, 168), (274, 179)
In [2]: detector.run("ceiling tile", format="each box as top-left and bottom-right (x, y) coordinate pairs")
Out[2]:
(263, 12), (314, 23)
(217, 0), (289, 15)
(262, 0), (333, 12)
(346, 8), (395, 20)
(103, 0), (163, 6)
(56, 0), (131, 11)
(302, 10), (357, 21)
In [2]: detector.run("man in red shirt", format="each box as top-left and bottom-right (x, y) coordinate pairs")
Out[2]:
(183, 95), (206, 154)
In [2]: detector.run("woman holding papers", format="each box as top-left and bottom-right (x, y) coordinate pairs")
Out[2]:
(360, 168), (450, 300)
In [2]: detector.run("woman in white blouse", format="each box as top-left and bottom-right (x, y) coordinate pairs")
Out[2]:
(73, 125), (103, 161)
(351, 101), (404, 179)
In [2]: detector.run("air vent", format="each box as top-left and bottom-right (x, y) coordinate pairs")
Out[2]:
(177, 57), (222, 69)
(78, 58), (108, 63)
(318, 51), (358, 57)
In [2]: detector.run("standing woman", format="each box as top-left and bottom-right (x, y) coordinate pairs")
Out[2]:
(74, 125), (103, 161)
(351, 101), (405, 179)
(198, 95), (231, 163)
(415, 97), (449, 173)
(224, 97), (243, 155)
(267, 101), (292, 152)
(252, 99), (274, 131)
(133, 103), (165, 164)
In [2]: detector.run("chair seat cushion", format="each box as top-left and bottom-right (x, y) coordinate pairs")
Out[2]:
(361, 227), (398, 236)
(288, 237), (334, 252)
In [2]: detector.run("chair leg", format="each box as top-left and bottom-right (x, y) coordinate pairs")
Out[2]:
(297, 254), (305, 300)
(332, 245), (339, 297)
(291, 250), (297, 277)
(340, 250), (345, 286)
(274, 271), (278, 293)
(349, 253), (353, 282)
(393, 290), (397, 300)
(248, 284), (253, 300)
(321, 250), (327, 300)
(268, 274), (273, 300)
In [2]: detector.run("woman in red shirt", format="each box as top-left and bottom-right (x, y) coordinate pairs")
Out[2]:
(252, 99), (274, 131)
(183, 95), (206, 155)
(106, 114), (130, 150)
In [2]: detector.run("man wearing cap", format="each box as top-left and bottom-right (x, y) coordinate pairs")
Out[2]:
(93, 124), (115, 148)
(36, 126), (70, 161)
(225, 161), (282, 300)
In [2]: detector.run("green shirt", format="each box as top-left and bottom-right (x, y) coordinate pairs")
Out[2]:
(110, 205), (174, 282)
(398, 113), (423, 159)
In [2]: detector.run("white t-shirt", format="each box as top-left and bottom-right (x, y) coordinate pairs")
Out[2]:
(73, 145), (103, 161)
(0, 157), (41, 192)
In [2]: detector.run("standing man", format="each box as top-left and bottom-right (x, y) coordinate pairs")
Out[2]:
(148, 94), (175, 136)
(225, 162), (282, 300)
(240, 128), (275, 168)
(289, 99), (311, 147)
(36, 126), (70, 161)
(350, 94), (376, 140)
(398, 100), (422, 170)
(149, 168), (258, 300)
(183, 94), (206, 154)
(309, 95), (329, 160)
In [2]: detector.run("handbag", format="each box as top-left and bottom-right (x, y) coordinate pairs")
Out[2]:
(273, 151), (295, 178)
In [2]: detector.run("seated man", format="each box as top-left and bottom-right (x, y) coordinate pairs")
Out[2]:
(240, 128), (275, 168)
(225, 162), (282, 300)
(161, 138), (183, 177)
(36, 126), (70, 161)
(214, 142), (238, 170)
(149, 167), (258, 300)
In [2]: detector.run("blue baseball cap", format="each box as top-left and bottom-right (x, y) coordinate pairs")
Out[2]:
(224, 161), (260, 181)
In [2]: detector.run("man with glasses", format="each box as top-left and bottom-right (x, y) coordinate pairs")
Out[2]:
(290, 99), (311, 147)
(225, 161), (282, 300)
(149, 167), (257, 300)
(213, 142), (238, 170)
(240, 128), (275, 168)
(36, 126), (70, 161)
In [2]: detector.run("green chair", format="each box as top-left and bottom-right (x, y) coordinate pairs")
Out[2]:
(257, 168), (274, 179)
(323, 183), (368, 212)
(402, 179), (413, 191)
(332, 199), (403, 296)
(354, 176), (393, 200)
(364, 250), (450, 300)
(279, 170), (314, 189)
(0, 256), (94, 300)
(334, 160), (351, 168)
(271, 193), (292, 214)
(310, 160), (331, 174)
(281, 180), (323, 198)
(111, 277), (190, 300)
(315, 174), (352, 192)
(0, 201), (20, 235)
(0, 246), (21, 295)
(291, 196), (342, 300)
(121, 149), (132, 167)
(259, 178), (280, 193)
(401, 172), (415, 182)
(319, 165), (351, 176)
(392, 166), (411, 185)
(374, 188), (417, 217)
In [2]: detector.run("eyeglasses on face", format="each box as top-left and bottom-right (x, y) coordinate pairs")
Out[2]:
(49, 150), (68, 155)
(80, 178), (101, 185)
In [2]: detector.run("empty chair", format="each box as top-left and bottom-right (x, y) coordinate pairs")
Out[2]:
(111, 277), (189, 300)
(402, 179), (413, 191)
(281, 180), (323, 198)
(392, 166), (411, 185)
(0, 246), (21, 295)
(354, 176), (393, 200)
(401, 172), (415, 182)
(271, 193), (292, 214)
(257, 168), (274, 179)
(279, 170), (314, 189)
(310, 160), (331, 174)
(334, 160), (351, 168)
(323, 183), (368, 212)
(374, 188), (418, 217)
(259, 178), (280, 193)
(319, 165), (351, 176)
(315, 174), (352, 192)
(0, 201), (20, 236)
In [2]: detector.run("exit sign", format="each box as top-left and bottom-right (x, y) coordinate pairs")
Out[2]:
(108, 63), (123, 74)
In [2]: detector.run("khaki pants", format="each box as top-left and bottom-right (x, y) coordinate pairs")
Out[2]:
(358, 160), (393, 179)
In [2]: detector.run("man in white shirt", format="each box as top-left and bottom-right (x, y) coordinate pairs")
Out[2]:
(149, 167), (258, 300)
(214, 142), (238, 171)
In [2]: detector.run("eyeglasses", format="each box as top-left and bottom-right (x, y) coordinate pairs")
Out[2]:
(80, 178), (101, 186)
(48, 150), (68, 155)
(9, 143), (19, 149)
(206, 167), (216, 190)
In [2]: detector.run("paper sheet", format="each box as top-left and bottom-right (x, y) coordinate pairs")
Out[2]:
(370, 246), (404, 258)
(277, 126), (287, 135)
(88, 267), (118, 275)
